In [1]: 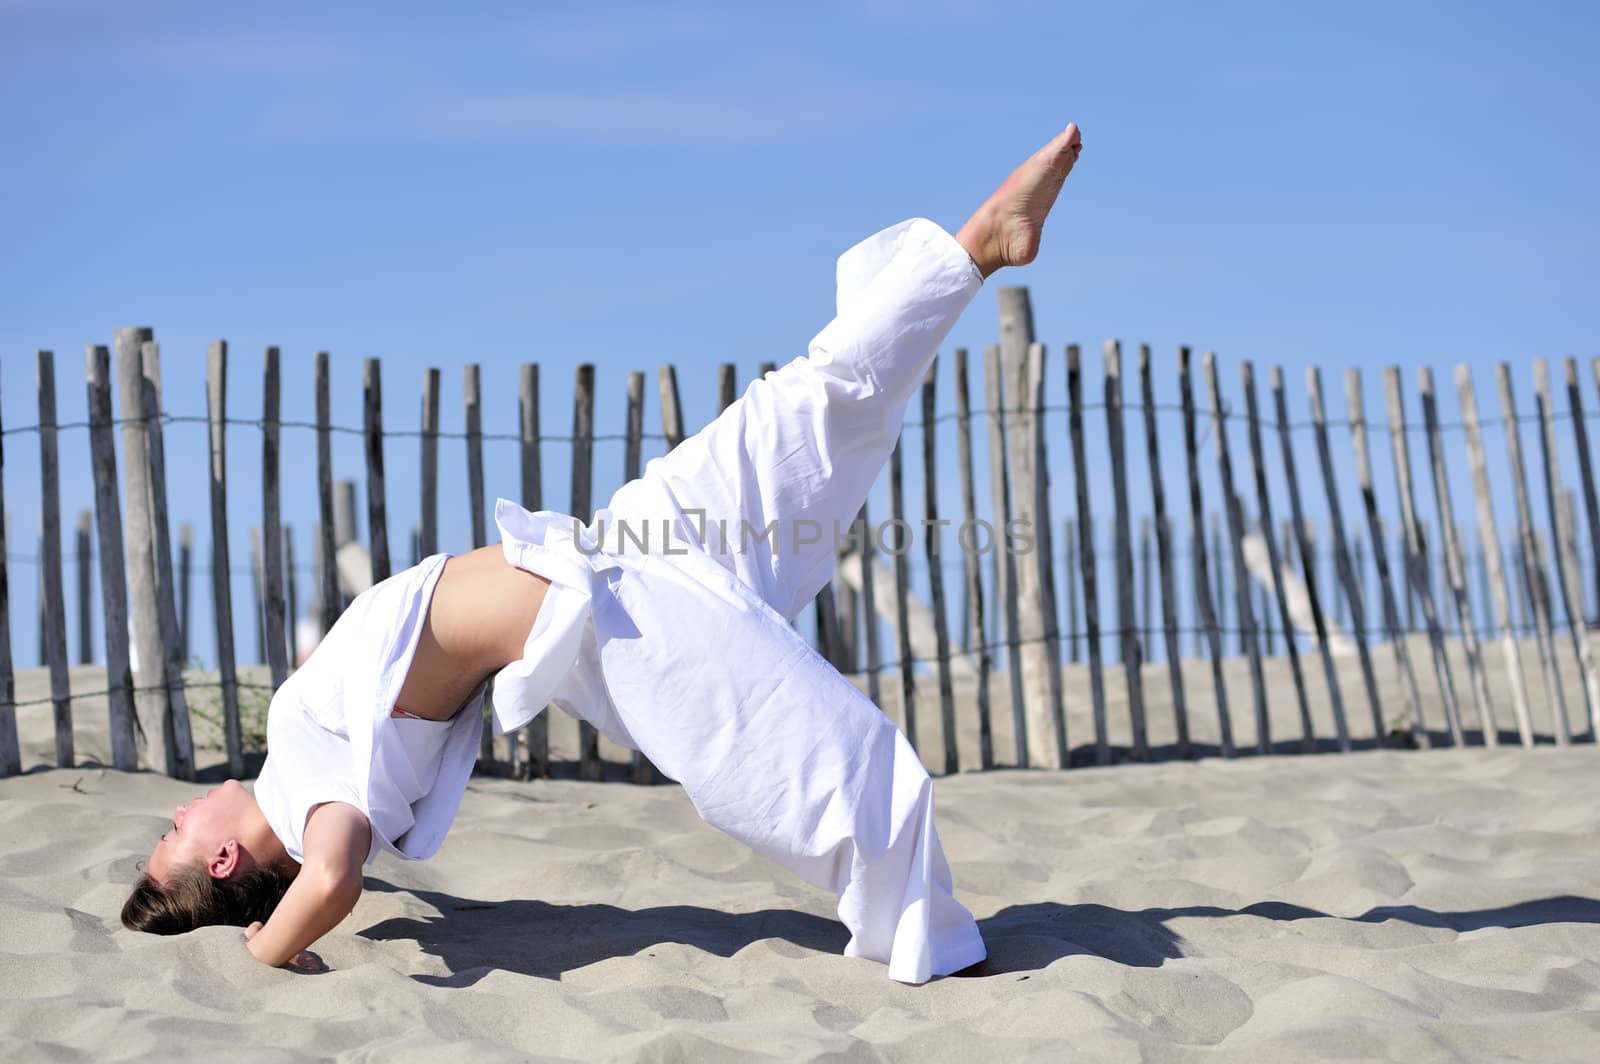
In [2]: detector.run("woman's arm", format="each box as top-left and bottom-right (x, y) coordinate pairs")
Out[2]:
(244, 801), (371, 967)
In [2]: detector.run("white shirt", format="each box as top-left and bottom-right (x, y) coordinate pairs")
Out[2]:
(255, 554), (486, 862)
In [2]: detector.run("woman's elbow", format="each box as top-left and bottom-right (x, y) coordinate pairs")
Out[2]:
(308, 863), (364, 916)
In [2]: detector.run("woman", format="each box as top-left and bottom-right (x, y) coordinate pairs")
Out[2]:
(123, 122), (1083, 985)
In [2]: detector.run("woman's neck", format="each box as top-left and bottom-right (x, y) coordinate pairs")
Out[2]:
(242, 788), (296, 871)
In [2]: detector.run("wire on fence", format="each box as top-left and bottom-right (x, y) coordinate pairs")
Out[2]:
(4, 401), (1596, 443)
(4, 616), (1588, 712)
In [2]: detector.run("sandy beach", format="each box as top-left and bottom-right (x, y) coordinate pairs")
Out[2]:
(3, 649), (1599, 1061)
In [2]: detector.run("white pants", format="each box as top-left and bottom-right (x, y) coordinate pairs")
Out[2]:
(498, 217), (988, 983)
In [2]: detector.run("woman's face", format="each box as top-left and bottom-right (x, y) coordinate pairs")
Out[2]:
(145, 779), (255, 884)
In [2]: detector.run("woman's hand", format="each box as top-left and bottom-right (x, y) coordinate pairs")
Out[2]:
(245, 920), (327, 972)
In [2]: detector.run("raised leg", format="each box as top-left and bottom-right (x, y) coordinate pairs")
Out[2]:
(596, 538), (986, 983)
(603, 124), (1083, 621)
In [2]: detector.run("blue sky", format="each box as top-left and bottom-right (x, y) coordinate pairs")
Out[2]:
(2, 0), (1597, 672)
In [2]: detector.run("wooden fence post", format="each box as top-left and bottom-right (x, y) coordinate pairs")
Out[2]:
(1066, 521), (1080, 664)
(76, 510), (92, 665)
(1353, 526), (1367, 633)
(999, 290), (1059, 767)
(572, 364), (599, 780)
(1591, 357), (1600, 611)
(419, 367), (440, 558)
(1346, 370), (1426, 744)
(1419, 366), (1497, 744)
(0, 383), (16, 778)
(363, 357), (391, 584)
(114, 327), (168, 772)
(1401, 525), (1417, 633)
(922, 359), (959, 775)
(1067, 344), (1109, 763)
(1271, 366), (1350, 750)
(1259, 565), (1275, 657)
(464, 364), (487, 548)
(1284, 523), (1300, 647)
(36, 350), (73, 767)
(1194, 524), (1209, 656)
(117, 332), (195, 778)
(1027, 341), (1067, 766)
(141, 340), (194, 777)
(953, 348), (993, 768)
(85, 345), (138, 769)
(888, 436), (918, 753)
(1141, 344), (1190, 756)
(177, 523), (192, 663)
(1457, 367), (1535, 745)
(987, 537), (1001, 658)
(262, 347), (289, 691)
(314, 353), (340, 630)
(1472, 533), (1489, 634)
(1383, 366), (1462, 745)
(1330, 519), (1346, 628)
(717, 363), (736, 413)
(1105, 341), (1149, 759)
(1243, 362), (1314, 750)
(206, 341), (243, 775)
(1534, 359), (1600, 735)
(519, 363), (548, 779)
(36, 528), (44, 670)
(1207, 354), (1269, 752)
(1496, 364), (1571, 742)
(1307, 366), (1386, 742)
(1139, 517), (1152, 652)
(984, 343), (1027, 766)
(1180, 349), (1234, 756)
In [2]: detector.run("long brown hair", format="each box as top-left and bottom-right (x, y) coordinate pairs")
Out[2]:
(121, 862), (297, 935)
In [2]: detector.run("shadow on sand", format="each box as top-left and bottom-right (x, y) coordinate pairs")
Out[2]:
(355, 879), (1600, 987)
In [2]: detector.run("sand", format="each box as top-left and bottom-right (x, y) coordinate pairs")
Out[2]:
(3, 647), (1600, 1061)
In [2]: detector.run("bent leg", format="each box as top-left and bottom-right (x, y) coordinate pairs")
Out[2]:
(593, 551), (986, 982)
(604, 218), (983, 621)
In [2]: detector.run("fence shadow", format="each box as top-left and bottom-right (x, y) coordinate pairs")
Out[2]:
(355, 879), (1600, 986)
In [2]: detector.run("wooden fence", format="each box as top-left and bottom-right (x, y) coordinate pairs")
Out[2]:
(1, 289), (1597, 782)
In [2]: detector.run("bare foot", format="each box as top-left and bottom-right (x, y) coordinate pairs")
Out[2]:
(956, 123), (1082, 278)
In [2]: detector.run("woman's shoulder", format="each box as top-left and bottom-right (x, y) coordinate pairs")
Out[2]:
(255, 733), (370, 864)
